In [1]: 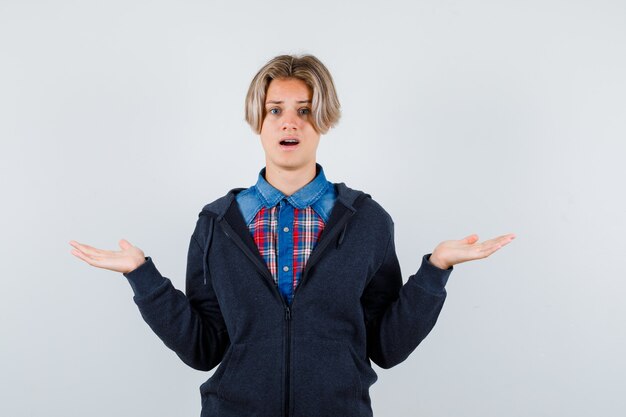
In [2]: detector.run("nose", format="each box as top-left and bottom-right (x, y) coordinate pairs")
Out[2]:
(281, 109), (300, 130)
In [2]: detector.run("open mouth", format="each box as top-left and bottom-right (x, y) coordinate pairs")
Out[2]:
(279, 138), (300, 147)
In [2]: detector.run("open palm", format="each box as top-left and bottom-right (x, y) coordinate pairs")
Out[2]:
(69, 239), (146, 274)
(430, 233), (516, 270)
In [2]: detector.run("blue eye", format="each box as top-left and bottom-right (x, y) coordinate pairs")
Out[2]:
(267, 107), (310, 116)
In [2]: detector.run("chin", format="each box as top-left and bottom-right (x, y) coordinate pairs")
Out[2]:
(271, 159), (308, 171)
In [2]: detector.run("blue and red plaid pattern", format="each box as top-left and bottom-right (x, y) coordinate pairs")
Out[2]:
(249, 205), (325, 297)
(250, 206), (279, 279)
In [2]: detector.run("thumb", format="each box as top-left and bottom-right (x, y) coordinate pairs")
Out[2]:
(119, 239), (133, 250)
(463, 234), (479, 244)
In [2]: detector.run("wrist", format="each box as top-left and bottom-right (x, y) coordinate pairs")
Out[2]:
(126, 257), (147, 274)
(429, 253), (449, 270)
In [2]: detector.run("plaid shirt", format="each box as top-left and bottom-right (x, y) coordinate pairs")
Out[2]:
(235, 163), (337, 304)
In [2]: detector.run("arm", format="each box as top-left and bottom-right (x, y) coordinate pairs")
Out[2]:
(123, 216), (229, 371)
(360, 223), (516, 369)
(360, 223), (453, 369)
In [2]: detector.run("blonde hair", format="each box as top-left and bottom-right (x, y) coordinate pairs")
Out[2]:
(245, 54), (341, 135)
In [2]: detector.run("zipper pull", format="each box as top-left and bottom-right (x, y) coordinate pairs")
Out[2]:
(284, 306), (291, 321)
(336, 223), (347, 248)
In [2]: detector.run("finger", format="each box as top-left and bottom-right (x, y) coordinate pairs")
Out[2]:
(474, 243), (501, 259)
(69, 241), (113, 258)
(488, 234), (515, 250)
(69, 241), (97, 261)
(474, 237), (503, 254)
(71, 248), (115, 269)
(69, 240), (99, 253)
(495, 233), (516, 242)
(499, 234), (515, 246)
(480, 234), (512, 248)
(71, 248), (98, 266)
(477, 235), (514, 258)
(462, 234), (479, 244)
(119, 239), (133, 250)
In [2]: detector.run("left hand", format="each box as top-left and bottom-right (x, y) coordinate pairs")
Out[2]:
(429, 233), (516, 270)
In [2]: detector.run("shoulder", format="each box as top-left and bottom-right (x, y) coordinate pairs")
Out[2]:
(190, 187), (245, 244)
(334, 182), (394, 230)
(198, 187), (245, 218)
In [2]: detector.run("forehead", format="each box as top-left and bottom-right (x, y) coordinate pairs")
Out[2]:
(265, 78), (312, 102)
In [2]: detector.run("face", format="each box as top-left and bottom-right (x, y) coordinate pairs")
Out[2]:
(260, 77), (320, 173)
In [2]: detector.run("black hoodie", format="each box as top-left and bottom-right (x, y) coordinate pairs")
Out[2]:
(123, 182), (453, 417)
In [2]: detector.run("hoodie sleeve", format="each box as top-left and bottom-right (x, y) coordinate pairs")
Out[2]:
(361, 222), (453, 369)
(123, 215), (229, 371)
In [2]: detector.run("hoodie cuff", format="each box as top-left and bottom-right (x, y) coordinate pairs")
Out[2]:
(412, 253), (453, 294)
(122, 256), (166, 296)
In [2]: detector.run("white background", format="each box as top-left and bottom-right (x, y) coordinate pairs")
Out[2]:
(1, 0), (625, 416)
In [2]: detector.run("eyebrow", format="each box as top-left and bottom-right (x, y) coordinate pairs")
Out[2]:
(265, 100), (312, 105)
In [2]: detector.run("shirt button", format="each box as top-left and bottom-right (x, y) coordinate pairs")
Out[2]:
(283, 266), (289, 272)
(283, 226), (289, 232)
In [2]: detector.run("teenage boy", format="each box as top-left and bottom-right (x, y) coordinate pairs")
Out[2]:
(70, 54), (515, 417)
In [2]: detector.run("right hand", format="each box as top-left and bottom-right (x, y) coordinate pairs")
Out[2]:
(69, 239), (146, 274)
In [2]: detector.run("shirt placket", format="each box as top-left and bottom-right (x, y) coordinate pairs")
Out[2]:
(277, 198), (295, 305)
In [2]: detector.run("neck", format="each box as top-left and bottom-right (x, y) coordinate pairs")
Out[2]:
(264, 163), (317, 196)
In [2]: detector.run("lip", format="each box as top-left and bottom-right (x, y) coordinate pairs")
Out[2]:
(280, 136), (300, 142)
(279, 136), (300, 151)
(279, 142), (300, 151)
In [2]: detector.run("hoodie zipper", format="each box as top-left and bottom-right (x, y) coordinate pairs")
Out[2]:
(282, 210), (354, 416)
(219, 219), (293, 416)
(219, 205), (356, 417)
(284, 304), (291, 417)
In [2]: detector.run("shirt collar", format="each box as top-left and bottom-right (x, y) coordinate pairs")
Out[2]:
(256, 163), (329, 209)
